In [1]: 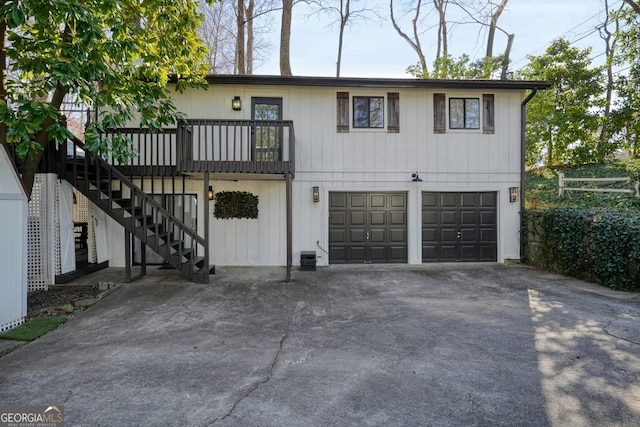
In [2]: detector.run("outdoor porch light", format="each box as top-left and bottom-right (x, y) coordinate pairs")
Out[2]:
(232, 96), (242, 111)
(312, 186), (320, 203)
(208, 186), (214, 201)
(509, 186), (519, 203)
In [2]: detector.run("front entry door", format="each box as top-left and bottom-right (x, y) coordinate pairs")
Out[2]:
(329, 192), (407, 264)
(251, 97), (283, 161)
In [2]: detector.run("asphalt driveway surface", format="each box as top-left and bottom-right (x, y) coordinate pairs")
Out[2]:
(1, 264), (640, 426)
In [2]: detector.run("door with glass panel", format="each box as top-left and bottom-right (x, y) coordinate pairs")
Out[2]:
(251, 97), (283, 161)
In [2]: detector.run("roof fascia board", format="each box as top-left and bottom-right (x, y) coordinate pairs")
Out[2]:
(199, 74), (551, 90)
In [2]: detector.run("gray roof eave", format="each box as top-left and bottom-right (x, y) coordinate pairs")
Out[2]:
(198, 74), (551, 90)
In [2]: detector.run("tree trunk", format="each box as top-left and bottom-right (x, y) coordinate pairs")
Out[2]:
(500, 33), (514, 79)
(623, 0), (640, 14)
(486, 0), (508, 58)
(236, 0), (246, 75)
(433, 0), (447, 60)
(280, 0), (293, 76)
(336, 0), (350, 77)
(390, 0), (428, 74)
(246, 0), (254, 74)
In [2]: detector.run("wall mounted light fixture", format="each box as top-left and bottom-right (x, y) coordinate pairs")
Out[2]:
(208, 186), (215, 201)
(312, 186), (320, 203)
(412, 172), (423, 182)
(232, 96), (242, 111)
(509, 186), (519, 203)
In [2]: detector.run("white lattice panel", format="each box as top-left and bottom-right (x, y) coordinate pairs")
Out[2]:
(27, 174), (51, 291)
(54, 179), (61, 275)
(73, 189), (89, 223)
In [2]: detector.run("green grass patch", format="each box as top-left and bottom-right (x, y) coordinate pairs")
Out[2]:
(0, 317), (67, 342)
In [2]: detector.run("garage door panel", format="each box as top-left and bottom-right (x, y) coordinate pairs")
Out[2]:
(350, 194), (366, 207)
(480, 211), (496, 225)
(422, 193), (437, 207)
(461, 193), (477, 207)
(422, 211), (437, 225)
(330, 192), (407, 264)
(329, 247), (346, 263)
(460, 228), (476, 242)
(441, 193), (457, 207)
(422, 191), (497, 262)
(480, 228), (496, 241)
(390, 211), (406, 225)
(423, 228), (437, 241)
(370, 211), (386, 225)
(369, 246), (387, 261)
(391, 194), (406, 208)
(330, 193), (347, 208)
(389, 246), (407, 262)
(330, 212), (346, 226)
(330, 229), (346, 244)
(370, 194), (386, 208)
(350, 211), (366, 226)
(349, 246), (366, 262)
(440, 245), (457, 261)
(480, 192), (496, 207)
(390, 229), (406, 243)
(460, 211), (477, 225)
(441, 228), (457, 242)
(441, 211), (457, 224)
(350, 229), (366, 242)
(370, 229), (386, 243)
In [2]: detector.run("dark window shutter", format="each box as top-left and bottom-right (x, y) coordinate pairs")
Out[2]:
(433, 93), (446, 134)
(483, 94), (495, 134)
(337, 92), (349, 133)
(387, 92), (400, 133)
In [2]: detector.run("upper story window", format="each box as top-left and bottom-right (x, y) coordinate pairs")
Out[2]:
(434, 93), (494, 134)
(449, 98), (480, 129)
(337, 92), (399, 133)
(353, 96), (384, 128)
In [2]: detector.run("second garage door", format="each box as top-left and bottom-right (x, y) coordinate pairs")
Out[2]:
(329, 192), (407, 264)
(422, 192), (497, 262)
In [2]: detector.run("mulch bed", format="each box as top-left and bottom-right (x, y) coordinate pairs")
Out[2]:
(27, 285), (105, 320)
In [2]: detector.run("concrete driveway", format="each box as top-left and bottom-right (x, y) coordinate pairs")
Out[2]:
(1, 264), (640, 426)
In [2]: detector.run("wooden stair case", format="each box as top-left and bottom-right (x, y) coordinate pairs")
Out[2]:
(61, 137), (209, 283)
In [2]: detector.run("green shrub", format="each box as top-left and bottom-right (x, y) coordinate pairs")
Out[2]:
(524, 209), (640, 291)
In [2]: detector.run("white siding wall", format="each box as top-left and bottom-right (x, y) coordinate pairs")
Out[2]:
(0, 149), (28, 332)
(146, 84), (525, 266)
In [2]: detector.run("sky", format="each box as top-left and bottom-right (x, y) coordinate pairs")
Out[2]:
(257, 0), (612, 78)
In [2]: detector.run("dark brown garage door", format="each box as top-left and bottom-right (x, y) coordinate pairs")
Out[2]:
(422, 192), (497, 262)
(329, 192), (407, 264)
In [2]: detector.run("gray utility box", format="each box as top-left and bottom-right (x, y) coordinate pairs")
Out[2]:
(300, 251), (317, 271)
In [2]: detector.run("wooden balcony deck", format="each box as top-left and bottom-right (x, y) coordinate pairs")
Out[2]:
(101, 120), (295, 178)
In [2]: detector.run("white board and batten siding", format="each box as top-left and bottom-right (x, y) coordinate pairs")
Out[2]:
(167, 81), (527, 266)
(0, 148), (28, 332)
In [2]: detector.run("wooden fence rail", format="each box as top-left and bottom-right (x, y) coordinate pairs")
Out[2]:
(558, 172), (639, 196)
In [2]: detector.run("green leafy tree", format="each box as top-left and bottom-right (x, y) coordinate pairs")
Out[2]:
(609, 1), (640, 157)
(0, 0), (212, 193)
(406, 53), (506, 79)
(518, 39), (605, 167)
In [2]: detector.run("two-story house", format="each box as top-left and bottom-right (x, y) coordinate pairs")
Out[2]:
(45, 75), (548, 284)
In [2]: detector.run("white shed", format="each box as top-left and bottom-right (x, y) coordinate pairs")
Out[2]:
(0, 146), (28, 332)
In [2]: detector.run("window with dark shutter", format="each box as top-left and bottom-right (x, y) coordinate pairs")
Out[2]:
(483, 94), (495, 134)
(433, 93), (446, 134)
(387, 92), (399, 133)
(337, 92), (350, 133)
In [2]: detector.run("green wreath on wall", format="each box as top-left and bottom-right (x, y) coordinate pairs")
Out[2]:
(214, 191), (259, 219)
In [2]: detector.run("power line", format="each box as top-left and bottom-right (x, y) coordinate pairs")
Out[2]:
(509, 0), (624, 70)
